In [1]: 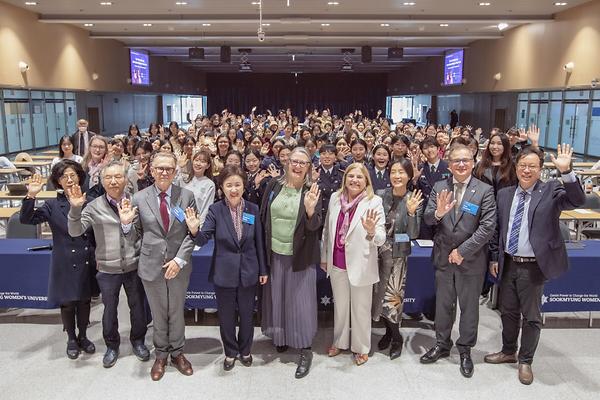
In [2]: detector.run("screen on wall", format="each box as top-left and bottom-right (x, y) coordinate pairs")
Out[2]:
(130, 50), (150, 86)
(443, 49), (464, 86)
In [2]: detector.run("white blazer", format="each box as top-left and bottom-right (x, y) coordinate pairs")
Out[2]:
(321, 191), (386, 287)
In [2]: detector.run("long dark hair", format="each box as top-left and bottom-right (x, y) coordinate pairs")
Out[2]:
(475, 133), (516, 186)
(58, 135), (74, 158)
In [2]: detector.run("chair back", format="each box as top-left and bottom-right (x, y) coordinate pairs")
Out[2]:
(6, 212), (38, 239)
(583, 193), (600, 210)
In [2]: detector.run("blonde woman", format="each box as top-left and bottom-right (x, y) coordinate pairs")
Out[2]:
(321, 162), (386, 366)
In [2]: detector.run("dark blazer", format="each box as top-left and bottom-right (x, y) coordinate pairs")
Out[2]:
(417, 160), (451, 202)
(20, 194), (96, 304)
(424, 176), (496, 275)
(72, 130), (96, 157)
(194, 200), (267, 288)
(474, 163), (517, 197)
(316, 164), (344, 219)
(260, 179), (323, 272)
(490, 179), (585, 280)
(369, 166), (391, 192)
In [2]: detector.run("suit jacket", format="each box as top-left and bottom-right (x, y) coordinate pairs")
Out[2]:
(321, 192), (386, 287)
(417, 160), (451, 202)
(71, 130), (96, 157)
(490, 179), (585, 280)
(424, 176), (496, 275)
(132, 184), (196, 282)
(194, 200), (267, 288)
(260, 179), (322, 272)
(369, 166), (392, 192)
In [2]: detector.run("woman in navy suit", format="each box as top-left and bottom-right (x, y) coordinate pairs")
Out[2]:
(20, 160), (96, 360)
(184, 165), (268, 371)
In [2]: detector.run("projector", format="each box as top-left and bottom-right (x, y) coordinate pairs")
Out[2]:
(341, 64), (353, 72)
(239, 64), (252, 72)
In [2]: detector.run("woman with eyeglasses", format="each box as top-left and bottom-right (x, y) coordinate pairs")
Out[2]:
(260, 147), (322, 379)
(81, 135), (110, 199)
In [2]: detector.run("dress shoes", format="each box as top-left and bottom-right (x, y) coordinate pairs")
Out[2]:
(171, 354), (193, 376)
(378, 334), (392, 351)
(151, 358), (167, 381)
(459, 353), (474, 378)
(66, 339), (81, 360)
(389, 338), (403, 360)
(276, 345), (289, 353)
(77, 337), (95, 354)
(420, 345), (450, 364)
(223, 357), (236, 371)
(102, 348), (119, 368)
(484, 351), (517, 364)
(518, 363), (534, 385)
(240, 355), (253, 367)
(295, 349), (313, 379)
(132, 343), (150, 362)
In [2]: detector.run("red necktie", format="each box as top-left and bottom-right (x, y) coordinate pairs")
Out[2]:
(159, 192), (170, 232)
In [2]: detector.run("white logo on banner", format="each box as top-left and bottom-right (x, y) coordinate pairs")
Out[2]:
(542, 293), (600, 304)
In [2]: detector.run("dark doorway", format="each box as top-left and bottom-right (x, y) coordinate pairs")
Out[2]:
(87, 107), (100, 135)
(494, 108), (506, 131)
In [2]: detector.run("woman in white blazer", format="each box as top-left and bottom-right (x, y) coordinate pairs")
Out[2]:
(321, 162), (386, 366)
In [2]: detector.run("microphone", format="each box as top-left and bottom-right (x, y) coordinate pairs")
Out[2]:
(27, 245), (53, 251)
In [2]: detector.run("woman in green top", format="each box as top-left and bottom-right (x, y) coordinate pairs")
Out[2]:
(260, 147), (322, 379)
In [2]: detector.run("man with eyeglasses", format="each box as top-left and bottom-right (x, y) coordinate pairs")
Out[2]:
(124, 152), (197, 381)
(485, 144), (585, 385)
(421, 143), (497, 378)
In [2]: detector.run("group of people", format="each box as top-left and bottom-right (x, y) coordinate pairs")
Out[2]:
(21, 108), (586, 385)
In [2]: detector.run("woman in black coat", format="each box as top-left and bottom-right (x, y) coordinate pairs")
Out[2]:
(20, 160), (96, 360)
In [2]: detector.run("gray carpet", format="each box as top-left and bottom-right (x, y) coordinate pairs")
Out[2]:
(1, 298), (599, 400)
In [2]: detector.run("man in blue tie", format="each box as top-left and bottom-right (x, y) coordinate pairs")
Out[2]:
(486, 144), (585, 385)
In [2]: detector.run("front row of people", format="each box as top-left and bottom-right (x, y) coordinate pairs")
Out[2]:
(21, 143), (585, 385)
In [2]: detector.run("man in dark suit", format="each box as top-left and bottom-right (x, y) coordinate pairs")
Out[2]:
(421, 143), (496, 378)
(124, 152), (196, 381)
(72, 119), (97, 157)
(416, 137), (451, 239)
(485, 144), (585, 385)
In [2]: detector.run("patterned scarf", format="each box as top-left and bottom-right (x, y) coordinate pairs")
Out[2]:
(225, 197), (245, 241)
(336, 191), (366, 248)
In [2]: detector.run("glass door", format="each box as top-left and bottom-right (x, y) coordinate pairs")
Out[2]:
(537, 103), (549, 147)
(4, 101), (33, 153)
(31, 99), (47, 148)
(561, 102), (589, 154)
(45, 102), (61, 145)
(546, 101), (562, 150)
(587, 101), (600, 157)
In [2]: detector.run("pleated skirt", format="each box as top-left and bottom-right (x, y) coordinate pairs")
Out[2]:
(261, 253), (318, 349)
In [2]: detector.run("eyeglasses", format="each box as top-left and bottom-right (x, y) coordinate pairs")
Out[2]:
(153, 166), (175, 174)
(90, 145), (105, 150)
(516, 164), (540, 171)
(60, 173), (78, 181)
(289, 159), (310, 167)
(450, 158), (473, 165)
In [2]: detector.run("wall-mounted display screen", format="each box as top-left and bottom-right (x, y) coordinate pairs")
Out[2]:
(443, 49), (464, 86)
(130, 49), (150, 86)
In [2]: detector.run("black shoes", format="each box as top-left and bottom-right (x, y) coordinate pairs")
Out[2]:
(66, 339), (80, 360)
(389, 338), (403, 360)
(240, 355), (253, 367)
(103, 348), (119, 368)
(460, 353), (474, 378)
(223, 357), (236, 371)
(378, 334), (392, 351)
(420, 345), (450, 364)
(295, 349), (313, 379)
(78, 337), (96, 354)
(276, 345), (289, 353)
(132, 343), (150, 362)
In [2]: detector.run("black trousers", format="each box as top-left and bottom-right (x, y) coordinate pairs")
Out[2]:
(498, 258), (545, 365)
(96, 270), (148, 350)
(60, 299), (91, 339)
(215, 284), (257, 358)
(434, 267), (484, 354)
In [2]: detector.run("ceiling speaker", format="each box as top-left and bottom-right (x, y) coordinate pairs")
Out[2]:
(388, 47), (404, 59)
(188, 47), (205, 60)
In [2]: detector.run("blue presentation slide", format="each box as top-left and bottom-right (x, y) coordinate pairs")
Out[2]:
(444, 50), (464, 86)
(130, 50), (150, 85)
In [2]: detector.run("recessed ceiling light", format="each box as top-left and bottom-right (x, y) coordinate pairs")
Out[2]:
(175, 1), (188, 4)
(327, 1), (340, 5)
(143, 23), (152, 27)
(24, 2), (37, 5)
(554, 2), (567, 5)
(498, 22), (509, 31)
(100, 1), (112, 5)
(479, 2), (491, 5)
(403, 2), (416, 5)
(84, 23), (94, 27)
(439, 23), (449, 27)
(380, 23), (390, 27)
(321, 23), (331, 26)
(202, 23), (211, 26)
(262, 23), (271, 26)
(251, 1), (261, 5)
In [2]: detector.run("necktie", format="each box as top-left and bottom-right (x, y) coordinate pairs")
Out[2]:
(431, 165), (436, 174)
(454, 182), (465, 217)
(108, 199), (119, 215)
(507, 191), (528, 255)
(377, 171), (383, 180)
(159, 192), (170, 232)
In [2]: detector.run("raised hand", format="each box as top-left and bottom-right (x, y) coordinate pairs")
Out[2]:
(435, 189), (456, 219)
(255, 170), (268, 186)
(251, 106), (257, 112)
(184, 207), (200, 236)
(406, 189), (423, 216)
(26, 173), (44, 197)
(550, 143), (573, 173)
(361, 208), (380, 236)
(303, 183), (321, 218)
(338, 147), (350, 161)
(66, 185), (86, 208)
(311, 166), (321, 182)
(527, 124), (540, 147)
(267, 164), (280, 178)
(260, 142), (270, 156)
(117, 198), (138, 225)
(136, 163), (148, 180)
(518, 127), (528, 142)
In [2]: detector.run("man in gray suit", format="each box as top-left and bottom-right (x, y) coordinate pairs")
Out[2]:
(122, 152), (196, 381)
(67, 160), (149, 368)
(420, 144), (496, 378)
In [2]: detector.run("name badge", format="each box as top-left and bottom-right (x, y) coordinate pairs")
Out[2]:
(394, 233), (410, 243)
(461, 201), (479, 215)
(242, 212), (255, 225)
(171, 206), (185, 222)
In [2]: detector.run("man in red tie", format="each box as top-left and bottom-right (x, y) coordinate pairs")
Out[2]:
(123, 152), (197, 381)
